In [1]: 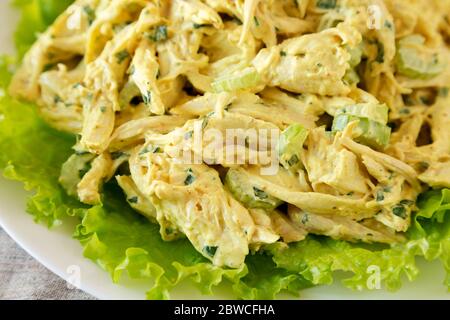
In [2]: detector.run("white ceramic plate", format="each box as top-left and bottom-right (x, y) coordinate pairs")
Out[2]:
(0, 3), (447, 300)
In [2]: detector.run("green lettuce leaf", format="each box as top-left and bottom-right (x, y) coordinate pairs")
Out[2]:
(0, 0), (448, 299)
(12, 0), (75, 57)
(0, 43), (313, 301)
(0, 56), (84, 227)
(268, 190), (450, 292)
(0, 55), (314, 298)
(12, 0), (47, 58)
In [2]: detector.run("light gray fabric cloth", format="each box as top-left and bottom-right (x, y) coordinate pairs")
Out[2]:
(0, 228), (95, 300)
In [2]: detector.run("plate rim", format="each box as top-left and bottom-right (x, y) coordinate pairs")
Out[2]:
(0, 2), (448, 301)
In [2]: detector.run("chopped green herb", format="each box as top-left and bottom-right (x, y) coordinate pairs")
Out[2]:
(139, 145), (160, 155)
(127, 196), (138, 204)
(184, 169), (196, 185)
(376, 41), (385, 63)
(115, 50), (130, 64)
(147, 25), (168, 42)
(253, 16), (260, 27)
(201, 114), (212, 129)
(316, 0), (337, 9)
(203, 246), (218, 257)
(75, 150), (90, 156)
(280, 51), (287, 57)
(111, 151), (126, 160)
(399, 108), (411, 115)
(253, 187), (268, 200)
(418, 161), (430, 170)
(232, 16), (243, 25)
(100, 106), (107, 113)
(376, 190), (385, 202)
(78, 163), (91, 179)
(129, 65), (135, 75)
(53, 95), (63, 104)
(83, 6), (96, 25)
(287, 155), (299, 167)
(152, 146), (162, 153)
(193, 23), (212, 29)
(143, 90), (152, 104)
(384, 21), (393, 30)
(301, 213), (309, 225)
(438, 87), (449, 97)
(420, 96), (431, 105)
(43, 63), (56, 72)
(400, 199), (414, 206)
(392, 205), (407, 219)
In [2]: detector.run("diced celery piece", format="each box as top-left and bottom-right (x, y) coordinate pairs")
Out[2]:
(212, 67), (261, 92)
(225, 169), (283, 210)
(277, 124), (309, 170)
(343, 69), (360, 85)
(343, 45), (362, 85)
(332, 114), (391, 150)
(335, 103), (389, 125)
(396, 35), (446, 79)
(347, 45), (363, 68)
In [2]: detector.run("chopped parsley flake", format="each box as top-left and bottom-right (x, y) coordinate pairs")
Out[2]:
(184, 169), (196, 185)
(316, 0), (337, 9)
(376, 190), (385, 202)
(115, 50), (130, 64)
(253, 187), (268, 200)
(287, 155), (299, 167)
(111, 152), (126, 160)
(83, 6), (96, 25)
(148, 25), (168, 42)
(203, 246), (218, 257)
(301, 213), (309, 225)
(143, 91), (152, 105)
(392, 205), (407, 219)
(127, 196), (138, 204)
(193, 23), (212, 29)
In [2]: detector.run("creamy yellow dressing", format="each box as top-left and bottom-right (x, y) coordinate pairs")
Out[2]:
(9, 0), (450, 268)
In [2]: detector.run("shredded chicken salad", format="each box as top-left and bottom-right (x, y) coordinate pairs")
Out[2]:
(9, 0), (450, 269)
